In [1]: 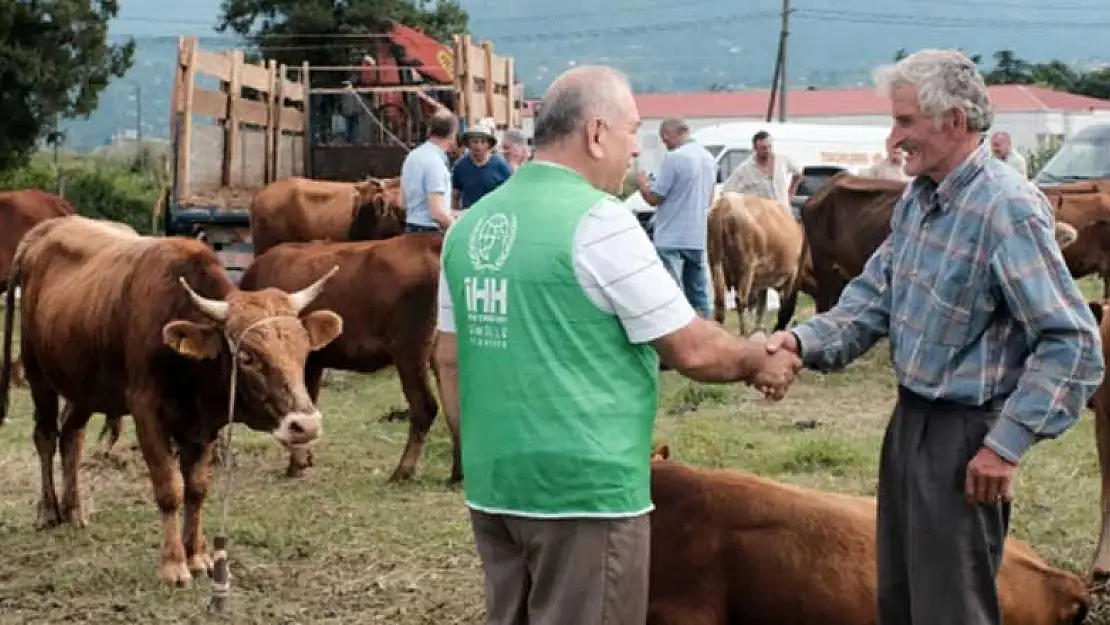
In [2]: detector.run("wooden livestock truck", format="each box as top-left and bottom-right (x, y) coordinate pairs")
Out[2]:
(160, 26), (523, 281)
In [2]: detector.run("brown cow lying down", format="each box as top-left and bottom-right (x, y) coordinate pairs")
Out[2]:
(647, 452), (1091, 625)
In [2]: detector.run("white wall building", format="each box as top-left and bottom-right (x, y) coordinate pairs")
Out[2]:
(522, 85), (1110, 174)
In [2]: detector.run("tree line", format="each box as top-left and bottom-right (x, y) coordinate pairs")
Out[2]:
(894, 48), (1110, 100)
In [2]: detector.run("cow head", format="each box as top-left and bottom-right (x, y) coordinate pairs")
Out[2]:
(162, 266), (344, 447)
(651, 442), (671, 461)
(349, 177), (405, 241)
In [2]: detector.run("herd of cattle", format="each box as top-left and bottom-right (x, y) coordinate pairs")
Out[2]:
(0, 171), (1108, 623)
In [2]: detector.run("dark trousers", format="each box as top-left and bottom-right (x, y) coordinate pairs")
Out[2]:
(405, 222), (441, 234)
(878, 387), (1011, 625)
(469, 509), (651, 625)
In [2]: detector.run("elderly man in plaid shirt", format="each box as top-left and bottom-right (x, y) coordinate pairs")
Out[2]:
(765, 49), (1105, 624)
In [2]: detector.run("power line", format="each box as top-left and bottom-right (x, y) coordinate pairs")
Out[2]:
(795, 9), (1110, 29)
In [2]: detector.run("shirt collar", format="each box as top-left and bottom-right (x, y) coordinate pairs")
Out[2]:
(910, 140), (991, 213)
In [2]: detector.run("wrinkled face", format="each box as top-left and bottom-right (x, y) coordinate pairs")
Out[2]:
(162, 271), (343, 448)
(584, 88), (642, 195)
(888, 83), (968, 179)
(501, 139), (528, 164)
(991, 133), (1011, 158)
(754, 138), (773, 161)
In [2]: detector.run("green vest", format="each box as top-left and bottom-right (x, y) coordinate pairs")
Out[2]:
(443, 161), (659, 518)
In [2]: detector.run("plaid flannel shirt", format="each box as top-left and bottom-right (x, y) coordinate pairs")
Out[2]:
(793, 142), (1105, 464)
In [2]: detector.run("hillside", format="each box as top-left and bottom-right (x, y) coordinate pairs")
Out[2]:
(59, 0), (1110, 150)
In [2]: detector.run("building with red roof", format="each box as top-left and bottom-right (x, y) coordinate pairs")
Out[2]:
(520, 84), (1110, 171)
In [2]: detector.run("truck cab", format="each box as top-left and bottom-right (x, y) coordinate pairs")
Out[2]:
(1034, 123), (1110, 187)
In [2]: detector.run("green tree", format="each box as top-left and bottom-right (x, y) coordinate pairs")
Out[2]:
(217, 0), (468, 86)
(983, 49), (1033, 85)
(0, 0), (135, 173)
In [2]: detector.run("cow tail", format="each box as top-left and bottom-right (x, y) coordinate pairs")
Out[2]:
(0, 253), (19, 425)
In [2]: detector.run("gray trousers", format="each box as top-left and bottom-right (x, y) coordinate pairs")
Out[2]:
(469, 509), (651, 625)
(878, 386), (1011, 625)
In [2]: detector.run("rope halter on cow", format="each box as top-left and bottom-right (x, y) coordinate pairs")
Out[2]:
(175, 265), (339, 614)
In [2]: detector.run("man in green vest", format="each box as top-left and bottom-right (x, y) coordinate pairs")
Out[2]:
(433, 65), (803, 625)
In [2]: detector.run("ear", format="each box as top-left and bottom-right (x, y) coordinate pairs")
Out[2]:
(163, 320), (222, 360)
(302, 310), (343, 351)
(1055, 222), (1078, 250)
(651, 442), (671, 461)
(1088, 301), (1104, 326)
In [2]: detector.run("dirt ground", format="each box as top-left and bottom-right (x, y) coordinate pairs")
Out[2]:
(0, 282), (1108, 623)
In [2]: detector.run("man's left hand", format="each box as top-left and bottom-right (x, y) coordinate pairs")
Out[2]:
(964, 446), (1018, 505)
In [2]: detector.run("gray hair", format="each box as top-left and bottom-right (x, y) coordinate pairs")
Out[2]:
(503, 128), (528, 146)
(533, 65), (633, 149)
(873, 49), (993, 133)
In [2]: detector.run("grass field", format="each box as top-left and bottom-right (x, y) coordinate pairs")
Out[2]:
(1, 280), (1108, 624)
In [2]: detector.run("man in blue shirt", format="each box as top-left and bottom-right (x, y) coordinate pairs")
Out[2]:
(634, 117), (718, 318)
(401, 111), (458, 232)
(452, 118), (513, 213)
(765, 49), (1104, 624)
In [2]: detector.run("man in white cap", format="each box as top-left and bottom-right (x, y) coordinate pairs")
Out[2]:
(452, 118), (514, 214)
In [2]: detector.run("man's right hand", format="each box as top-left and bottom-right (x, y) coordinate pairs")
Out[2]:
(749, 349), (803, 401)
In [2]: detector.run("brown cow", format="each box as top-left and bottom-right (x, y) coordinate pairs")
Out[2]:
(249, 176), (404, 256)
(0, 215), (343, 585)
(709, 192), (806, 336)
(237, 233), (450, 482)
(1, 189), (75, 388)
(647, 454), (1092, 625)
(774, 172), (1093, 330)
(1045, 183), (1110, 298)
(1082, 299), (1110, 582)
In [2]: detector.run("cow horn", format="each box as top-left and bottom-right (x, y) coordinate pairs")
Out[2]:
(178, 277), (229, 321)
(288, 265), (340, 314)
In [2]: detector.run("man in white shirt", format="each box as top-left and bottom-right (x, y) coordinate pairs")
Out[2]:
(990, 131), (1028, 179)
(722, 130), (803, 213)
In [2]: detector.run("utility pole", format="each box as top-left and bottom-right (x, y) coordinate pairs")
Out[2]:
(135, 84), (144, 168)
(777, 0), (790, 122)
(766, 0), (792, 122)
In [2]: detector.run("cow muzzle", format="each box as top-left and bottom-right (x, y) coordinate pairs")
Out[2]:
(273, 410), (323, 446)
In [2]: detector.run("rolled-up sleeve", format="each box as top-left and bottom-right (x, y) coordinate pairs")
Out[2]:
(984, 210), (1105, 463)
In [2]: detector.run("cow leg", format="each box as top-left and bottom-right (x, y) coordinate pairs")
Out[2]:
(180, 439), (216, 577)
(30, 382), (62, 529)
(736, 270), (756, 337)
(754, 288), (768, 333)
(97, 413), (124, 458)
(286, 362), (326, 477)
(429, 354), (462, 484)
(773, 289), (797, 331)
(58, 403), (94, 528)
(1089, 398), (1110, 581)
(131, 404), (191, 585)
(388, 355), (439, 483)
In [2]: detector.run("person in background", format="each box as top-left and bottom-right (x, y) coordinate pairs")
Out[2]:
(452, 118), (513, 215)
(434, 64), (803, 625)
(763, 48), (1104, 625)
(990, 131), (1029, 179)
(722, 130), (803, 213)
(400, 111), (457, 233)
(860, 136), (910, 181)
(500, 128), (532, 171)
(634, 117), (717, 319)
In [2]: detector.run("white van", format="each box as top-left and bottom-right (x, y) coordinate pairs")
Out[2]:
(625, 121), (893, 221)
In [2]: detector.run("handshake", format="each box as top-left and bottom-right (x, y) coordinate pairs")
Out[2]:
(747, 330), (804, 401)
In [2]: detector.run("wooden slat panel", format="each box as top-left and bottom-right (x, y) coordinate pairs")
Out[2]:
(191, 88), (228, 120)
(237, 98), (270, 127)
(193, 48), (232, 82)
(282, 80), (305, 102)
(280, 108), (304, 131)
(239, 62), (272, 93)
